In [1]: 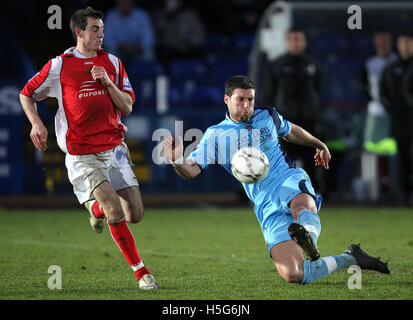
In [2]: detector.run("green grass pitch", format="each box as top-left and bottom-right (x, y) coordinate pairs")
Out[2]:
(0, 207), (412, 300)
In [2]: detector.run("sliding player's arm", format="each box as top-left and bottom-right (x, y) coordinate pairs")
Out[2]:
(283, 123), (331, 170)
(162, 136), (202, 179)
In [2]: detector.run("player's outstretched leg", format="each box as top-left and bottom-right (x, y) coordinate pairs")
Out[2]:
(271, 240), (356, 284)
(84, 200), (105, 233)
(345, 243), (390, 274)
(300, 253), (357, 284)
(300, 244), (390, 284)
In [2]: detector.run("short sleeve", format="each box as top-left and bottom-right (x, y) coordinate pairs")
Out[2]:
(267, 106), (292, 138)
(20, 57), (61, 101)
(118, 58), (136, 103)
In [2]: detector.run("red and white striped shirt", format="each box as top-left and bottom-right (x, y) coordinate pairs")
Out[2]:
(21, 47), (135, 155)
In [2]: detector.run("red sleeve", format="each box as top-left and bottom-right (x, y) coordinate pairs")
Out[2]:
(118, 59), (136, 104)
(20, 60), (52, 99)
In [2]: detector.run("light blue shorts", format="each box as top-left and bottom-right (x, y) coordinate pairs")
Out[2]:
(259, 168), (322, 255)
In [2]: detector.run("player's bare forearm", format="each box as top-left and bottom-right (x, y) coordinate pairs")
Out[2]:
(19, 94), (43, 126)
(90, 65), (133, 116)
(162, 135), (202, 179)
(106, 83), (133, 116)
(283, 124), (326, 150)
(173, 160), (202, 180)
(284, 124), (331, 169)
(19, 93), (48, 151)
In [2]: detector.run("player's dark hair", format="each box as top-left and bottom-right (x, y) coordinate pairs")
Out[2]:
(70, 7), (104, 41)
(397, 29), (413, 39)
(373, 28), (391, 35)
(225, 75), (255, 97)
(287, 26), (306, 36)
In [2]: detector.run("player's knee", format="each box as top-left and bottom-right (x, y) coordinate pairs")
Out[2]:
(101, 200), (123, 221)
(307, 201), (318, 213)
(127, 211), (143, 224)
(280, 270), (303, 283)
(137, 207), (144, 222)
(296, 203), (317, 214)
(126, 205), (144, 224)
(291, 195), (318, 219)
(274, 260), (304, 284)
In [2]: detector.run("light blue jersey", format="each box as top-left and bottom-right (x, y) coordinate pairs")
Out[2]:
(188, 106), (322, 252)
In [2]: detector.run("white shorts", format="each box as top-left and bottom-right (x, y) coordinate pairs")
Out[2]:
(65, 143), (139, 204)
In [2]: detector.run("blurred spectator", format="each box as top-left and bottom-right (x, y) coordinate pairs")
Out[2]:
(227, 0), (264, 34)
(154, 0), (206, 67)
(359, 29), (398, 202)
(259, 27), (323, 192)
(380, 31), (413, 206)
(104, 0), (155, 61)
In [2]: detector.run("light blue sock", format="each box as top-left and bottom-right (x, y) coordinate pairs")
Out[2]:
(301, 254), (357, 284)
(297, 209), (321, 244)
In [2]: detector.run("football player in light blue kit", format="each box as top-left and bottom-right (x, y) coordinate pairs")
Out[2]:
(162, 75), (390, 284)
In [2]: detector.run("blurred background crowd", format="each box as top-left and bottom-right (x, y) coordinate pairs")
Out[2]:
(1, 0), (413, 207)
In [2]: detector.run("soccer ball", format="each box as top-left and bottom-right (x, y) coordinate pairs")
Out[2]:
(231, 147), (269, 184)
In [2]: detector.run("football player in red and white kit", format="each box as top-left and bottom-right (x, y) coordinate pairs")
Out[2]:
(19, 7), (159, 290)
